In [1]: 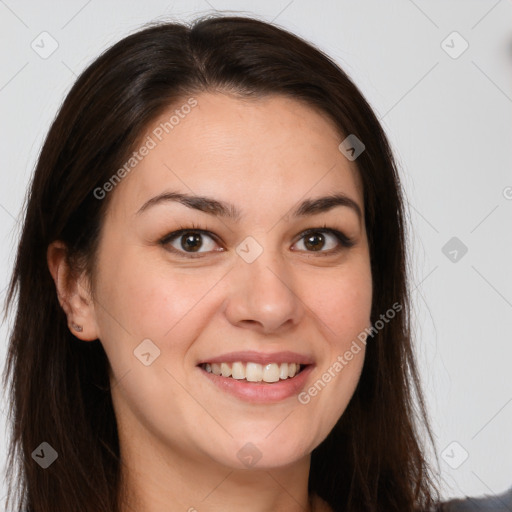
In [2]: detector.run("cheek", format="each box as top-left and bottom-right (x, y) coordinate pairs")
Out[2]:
(94, 247), (222, 344)
(296, 263), (371, 431)
(93, 253), (225, 443)
(307, 263), (373, 342)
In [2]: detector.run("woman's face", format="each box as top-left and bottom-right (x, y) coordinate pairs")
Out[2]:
(87, 92), (372, 470)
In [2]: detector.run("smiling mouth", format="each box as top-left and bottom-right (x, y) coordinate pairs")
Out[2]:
(199, 361), (306, 383)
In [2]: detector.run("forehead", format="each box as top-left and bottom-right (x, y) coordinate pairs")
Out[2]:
(109, 92), (364, 218)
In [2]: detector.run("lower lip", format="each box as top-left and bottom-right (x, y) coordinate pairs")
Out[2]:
(199, 365), (315, 403)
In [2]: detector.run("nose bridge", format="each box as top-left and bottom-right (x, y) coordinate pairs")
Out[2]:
(224, 234), (303, 333)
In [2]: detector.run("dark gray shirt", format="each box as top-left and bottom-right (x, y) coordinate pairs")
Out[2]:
(442, 487), (512, 511)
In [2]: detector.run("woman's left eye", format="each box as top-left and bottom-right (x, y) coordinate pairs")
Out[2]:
(292, 228), (355, 254)
(159, 227), (354, 258)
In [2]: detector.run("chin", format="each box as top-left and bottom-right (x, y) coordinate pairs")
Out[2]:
(204, 433), (313, 471)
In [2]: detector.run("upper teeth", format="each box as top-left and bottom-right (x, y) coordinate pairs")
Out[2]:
(203, 362), (301, 382)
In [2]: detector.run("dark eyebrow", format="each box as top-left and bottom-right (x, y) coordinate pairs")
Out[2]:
(136, 191), (362, 222)
(290, 193), (362, 221)
(136, 191), (242, 220)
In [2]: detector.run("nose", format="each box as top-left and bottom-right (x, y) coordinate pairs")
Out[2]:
(223, 245), (304, 335)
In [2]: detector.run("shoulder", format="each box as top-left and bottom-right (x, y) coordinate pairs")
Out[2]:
(441, 486), (512, 512)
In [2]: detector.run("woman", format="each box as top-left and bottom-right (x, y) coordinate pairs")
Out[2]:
(2, 15), (440, 512)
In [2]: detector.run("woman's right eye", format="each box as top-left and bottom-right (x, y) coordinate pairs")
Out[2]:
(159, 229), (223, 258)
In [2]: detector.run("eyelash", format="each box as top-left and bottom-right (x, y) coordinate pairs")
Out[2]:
(158, 223), (356, 259)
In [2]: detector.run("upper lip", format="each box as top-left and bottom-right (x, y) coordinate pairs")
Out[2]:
(197, 350), (315, 366)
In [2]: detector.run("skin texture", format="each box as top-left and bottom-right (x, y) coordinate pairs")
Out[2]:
(48, 93), (373, 512)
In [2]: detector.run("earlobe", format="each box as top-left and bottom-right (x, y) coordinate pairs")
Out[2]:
(71, 322), (83, 333)
(47, 241), (99, 342)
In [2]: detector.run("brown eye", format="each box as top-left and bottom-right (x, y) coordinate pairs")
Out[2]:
(160, 229), (220, 256)
(303, 232), (326, 251)
(292, 229), (354, 254)
(180, 232), (204, 252)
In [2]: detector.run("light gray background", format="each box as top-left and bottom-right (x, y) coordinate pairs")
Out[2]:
(1, 0), (511, 506)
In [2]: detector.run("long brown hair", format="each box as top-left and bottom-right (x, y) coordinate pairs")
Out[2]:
(2, 15), (440, 512)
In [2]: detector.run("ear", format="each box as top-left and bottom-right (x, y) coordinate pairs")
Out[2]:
(47, 241), (99, 341)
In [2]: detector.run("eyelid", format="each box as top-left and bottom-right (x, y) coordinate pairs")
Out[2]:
(159, 227), (218, 246)
(158, 225), (355, 258)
